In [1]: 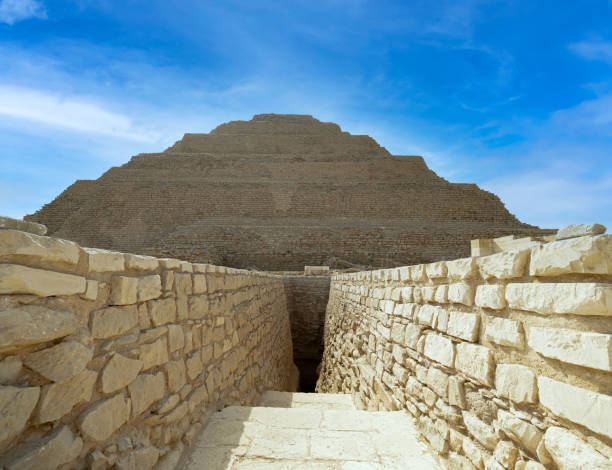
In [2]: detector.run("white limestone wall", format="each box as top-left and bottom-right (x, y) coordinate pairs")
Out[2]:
(317, 234), (612, 470)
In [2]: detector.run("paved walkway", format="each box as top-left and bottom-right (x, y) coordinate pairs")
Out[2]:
(181, 392), (442, 469)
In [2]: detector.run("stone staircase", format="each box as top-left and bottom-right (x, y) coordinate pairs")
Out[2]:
(181, 391), (442, 469)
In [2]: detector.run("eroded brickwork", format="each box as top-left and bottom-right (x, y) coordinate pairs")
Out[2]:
(0, 230), (296, 469)
(317, 234), (612, 469)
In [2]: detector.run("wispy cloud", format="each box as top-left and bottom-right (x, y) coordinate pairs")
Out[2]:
(569, 40), (612, 65)
(0, 85), (157, 141)
(0, 0), (46, 24)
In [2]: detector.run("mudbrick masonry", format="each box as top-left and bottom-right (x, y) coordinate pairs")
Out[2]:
(0, 229), (296, 469)
(317, 232), (612, 469)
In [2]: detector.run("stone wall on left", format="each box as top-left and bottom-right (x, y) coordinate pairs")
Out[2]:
(0, 229), (297, 470)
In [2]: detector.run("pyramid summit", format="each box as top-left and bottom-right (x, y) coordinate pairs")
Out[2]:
(26, 114), (550, 270)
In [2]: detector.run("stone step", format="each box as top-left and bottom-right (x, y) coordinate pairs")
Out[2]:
(181, 399), (442, 469)
(258, 391), (356, 410)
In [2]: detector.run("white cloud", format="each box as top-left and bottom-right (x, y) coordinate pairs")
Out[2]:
(0, 85), (157, 142)
(569, 40), (612, 65)
(0, 0), (46, 24)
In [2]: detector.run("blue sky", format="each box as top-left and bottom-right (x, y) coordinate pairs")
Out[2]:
(1, 0), (611, 229)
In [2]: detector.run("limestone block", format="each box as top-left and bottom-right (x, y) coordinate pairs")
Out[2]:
(528, 326), (612, 372)
(422, 286), (436, 302)
(82, 279), (98, 300)
(410, 264), (427, 281)
(448, 282), (475, 306)
(129, 372), (166, 416)
(23, 340), (92, 382)
(446, 311), (480, 342)
(447, 257), (476, 280)
(497, 409), (542, 455)
(531, 234), (612, 276)
(436, 308), (449, 332)
(426, 261), (447, 279)
(161, 270), (174, 291)
(463, 411), (498, 450)
(493, 440), (518, 470)
(538, 376), (612, 439)
(555, 223), (606, 240)
(390, 323), (405, 344)
(79, 393), (131, 441)
(478, 249), (530, 279)
(0, 230), (80, 264)
(167, 324), (185, 352)
(83, 247), (125, 272)
(435, 285), (448, 303)
(140, 337), (169, 370)
(138, 275), (162, 302)
(423, 334), (455, 367)
(101, 354), (143, 394)
(0, 385), (40, 449)
(426, 368), (449, 398)
(448, 376), (466, 409)
(0, 264), (86, 296)
(455, 343), (495, 386)
(37, 369), (97, 423)
(475, 285), (506, 310)
(416, 304), (439, 327)
(193, 274), (208, 294)
(90, 306), (138, 339)
(0, 305), (76, 353)
(110, 276), (138, 305)
(494, 364), (537, 404)
(186, 351), (203, 381)
(0, 216), (46, 235)
(6, 425), (82, 470)
(483, 316), (524, 349)
(0, 356), (21, 383)
(506, 282), (612, 316)
(401, 286), (413, 302)
(159, 258), (181, 270)
(125, 253), (159, 271)
(544, 426), (611, 470)
(463, 436), (486, 469)
(148, 298), (177, 326)
(189, 295), (210, 320)
(165, 360), (186, 393)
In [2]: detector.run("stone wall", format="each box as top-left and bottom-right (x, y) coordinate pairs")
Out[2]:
(0, 229), (296, 469)
(317, 234), (612, 469)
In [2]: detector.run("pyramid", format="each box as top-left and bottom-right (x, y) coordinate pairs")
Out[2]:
(26, 114), (550, 270)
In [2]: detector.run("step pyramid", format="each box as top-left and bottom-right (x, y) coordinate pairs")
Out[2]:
(26, 114), (550, 270)
(181, 392), (442, 469)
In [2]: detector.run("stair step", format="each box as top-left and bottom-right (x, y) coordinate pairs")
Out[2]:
(258, 391), (356, 410)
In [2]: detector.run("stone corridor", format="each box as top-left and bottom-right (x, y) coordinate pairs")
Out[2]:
(181, 392), (442, 469)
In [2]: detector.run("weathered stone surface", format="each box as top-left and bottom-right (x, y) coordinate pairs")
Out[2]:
(6, 425), (82, 470)
(497, 410), (542, 455)
(101, 354), (143, 394)
(115, 446), (159, 470)
(110, 276), (138, 305)
(192, 274), (208, 294)
(528, 326), (612, 372)
(495, 364), (537, 404)
(0, 230), (79, 264)
(140, 337), (169, 370)
(82, 279), (98, 300)
(531, 234), (612, 276)
(426, 368), (449, 398)
(138, 275), (162, 301)
(125, 253), (159, 271)
(555, 223), (606, 241)
(90, 306), (138, 339)
(129, 372), (166, 416)
(0, 216), (46, 235)
(0, 264), (86, 296)
(448, 282), (474, 306)
(493, 441), (518, 470)
(446, 257), (476, 280)
(0, 305), (76, 352)
(475, 285), (506, 310)
(37, 369), (97, 423)
(462, 411), (498, 450)
(478, 249), (530, 279)
(506, 282), (612, 316)
(544, 426), (611, 470)
(483, 316), (524, 349)
(186, 351), (203, 380)
(83, 247), (125, 272)
(165, 360), (187, 393)
(538, 377), (612, 439)
(23, 340), (92, 382)
(148, 298), (177, 326)
(0, 386), (40, 449)
(0, 356), (22, 384)
(167, 324), (185, 352)
(448, 376), (466, 409)
(423, 334), (455, 367)
(446, 311), (480, 342)
(79, 393), (131, 441)
(455, 343), (494, 386)
(427, 261), (447, 279)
